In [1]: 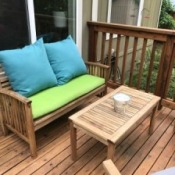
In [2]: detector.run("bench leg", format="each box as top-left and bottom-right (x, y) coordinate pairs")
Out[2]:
(70, 120), (77, 161)
(0, 110), (9, 136)
(28, 130), (37, 158)
(107, 141), (115, 161)
(149, 106), (157, 135)
(29, 138), (37, 158)
(1, 123), (9, 136)
(173, 121), (175, 133)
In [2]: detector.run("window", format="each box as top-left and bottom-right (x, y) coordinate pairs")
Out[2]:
(0, 0), (30, 50)
(0, 0), (82, 52)
(107, 0), (144, 26)
(33, 0), (76, 42)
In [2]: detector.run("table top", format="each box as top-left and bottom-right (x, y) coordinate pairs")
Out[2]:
(69, 86), (160, 144)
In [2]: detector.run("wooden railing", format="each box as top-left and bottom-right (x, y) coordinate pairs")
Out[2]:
(87, 21), (175, 109)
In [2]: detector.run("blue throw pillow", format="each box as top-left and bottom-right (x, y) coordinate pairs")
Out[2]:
(0, 38), (57, 97)
(45, 35), (87, 85)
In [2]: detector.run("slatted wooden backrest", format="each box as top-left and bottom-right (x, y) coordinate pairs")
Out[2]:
(0, 64), (12, 90)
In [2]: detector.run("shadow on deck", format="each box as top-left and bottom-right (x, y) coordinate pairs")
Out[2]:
(0, 88), (175, 175)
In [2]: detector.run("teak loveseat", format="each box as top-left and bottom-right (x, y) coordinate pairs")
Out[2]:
(0, 36), (109, 157)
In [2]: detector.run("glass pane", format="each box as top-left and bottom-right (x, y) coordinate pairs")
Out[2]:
(0, 0), (30, 50)
(34, 0), (76, 43)
(111, 0), (140, 25)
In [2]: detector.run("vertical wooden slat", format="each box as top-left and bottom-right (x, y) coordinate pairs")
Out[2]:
(129, 37), (138, 86)
(113, 34), (121, 83)
(155, 44), (166, 96)
(145, 41), (157, 92)
(121, 36), (129, 84)
(101, 32), (106, 64)
(107, 33), (114, 66)
(137, 38), (148, 89)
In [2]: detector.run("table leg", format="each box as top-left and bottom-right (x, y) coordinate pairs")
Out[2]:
(149, 105), (157, 135)
(173, 121), (175, 133)
(70, 120), (77, 161)
(107, 141), (115, 161)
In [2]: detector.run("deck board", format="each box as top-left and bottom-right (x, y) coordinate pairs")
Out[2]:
(0, 89), (175, 175)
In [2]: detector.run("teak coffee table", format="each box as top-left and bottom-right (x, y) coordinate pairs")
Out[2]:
(69, 86), (160, 160)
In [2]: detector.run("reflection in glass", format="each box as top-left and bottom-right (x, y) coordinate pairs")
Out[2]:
(34, 0), (76, 43)
(0, 0), (30, 50)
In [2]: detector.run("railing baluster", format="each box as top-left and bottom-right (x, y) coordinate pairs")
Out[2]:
(121, 36), (129, 84)
(145, 41), (157, 92)
(155, 44), (166, 96)
(113, 34), (121, 84)
(101, 32), (106, 64)
(129, 37), (138, 87)
(107, 33), (113, 66)
(137, 38), (147, 90)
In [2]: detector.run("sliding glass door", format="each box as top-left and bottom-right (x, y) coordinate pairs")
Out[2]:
(0, 0), (79, 50)
(0, 0), (30, 50)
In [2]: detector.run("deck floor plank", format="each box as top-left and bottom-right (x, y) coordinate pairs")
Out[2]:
(149, 133), (175, 174)
(120, 108), (173, 175)
(134, 113), (174, 175)
(0, 89), (174, 175)
(89, 109), (153, 175)
(36, 136), (96, 175)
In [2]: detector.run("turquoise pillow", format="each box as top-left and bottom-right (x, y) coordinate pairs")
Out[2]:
(45, 35), (87, 85)
(0, 38), (57, 97)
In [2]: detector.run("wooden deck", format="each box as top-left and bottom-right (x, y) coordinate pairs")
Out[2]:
(0, 89), (175, 175)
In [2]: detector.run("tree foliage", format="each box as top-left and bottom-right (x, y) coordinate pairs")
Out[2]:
(158, 0), (175, 29)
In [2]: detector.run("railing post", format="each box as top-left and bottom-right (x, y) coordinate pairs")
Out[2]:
(155, 36), (175, 101)
(88, 23), (98, 62)
(163, 40), (175, 99)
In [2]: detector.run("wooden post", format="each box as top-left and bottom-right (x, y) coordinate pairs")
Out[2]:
(25, 104), (37, 158)
(87, 23), (98, 62)
(0, 106), (9, 135)
(107, 141), (115, 161)
(149, 106), (157, 135)
(70, 120), (77, 161)
(155, 37), (174, 100)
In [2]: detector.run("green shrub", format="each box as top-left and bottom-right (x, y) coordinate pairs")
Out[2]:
(127, 47), (175, 99)
(159, 0), (175, 29)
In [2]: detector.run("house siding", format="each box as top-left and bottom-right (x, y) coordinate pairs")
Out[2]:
(142, 0), (162, 28)
(81, 0), (93, 60)
(82, 0), (163, 64)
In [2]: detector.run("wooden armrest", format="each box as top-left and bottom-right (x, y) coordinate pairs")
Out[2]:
(0, 89), (31, 105)
(85, 61), (110, 69)
(103, 160), (121, 175)
(85, 61), (109, 83)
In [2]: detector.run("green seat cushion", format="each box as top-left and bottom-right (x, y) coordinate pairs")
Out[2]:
(29, 74), (105, 119)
